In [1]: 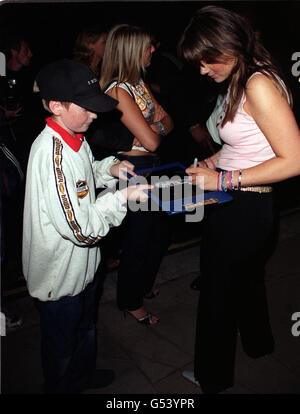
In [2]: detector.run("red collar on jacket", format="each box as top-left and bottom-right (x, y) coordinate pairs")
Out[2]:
(46, 117), (84, 152)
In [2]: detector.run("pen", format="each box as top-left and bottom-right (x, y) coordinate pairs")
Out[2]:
(193, 157), (198, 168)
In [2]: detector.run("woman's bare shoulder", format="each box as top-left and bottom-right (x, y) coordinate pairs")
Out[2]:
(245, 72), (286, 107)
(246, 72), (280, 95)
(106, 84), (133, 101)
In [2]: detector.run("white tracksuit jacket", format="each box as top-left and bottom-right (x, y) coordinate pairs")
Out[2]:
(22, 122), (127, 301)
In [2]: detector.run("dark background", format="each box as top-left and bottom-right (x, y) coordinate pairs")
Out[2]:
(0, 2), (298, 66)
(1, 1), (299, 114)
(1, 0), (300, 210)
(1, 1), (299, 110)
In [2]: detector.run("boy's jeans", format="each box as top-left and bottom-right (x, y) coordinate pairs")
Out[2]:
(35, 275), (99, 394)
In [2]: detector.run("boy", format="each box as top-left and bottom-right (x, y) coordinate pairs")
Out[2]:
(22, 59), (149, 394)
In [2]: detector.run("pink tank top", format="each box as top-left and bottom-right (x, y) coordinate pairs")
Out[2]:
(216, 72), (286, 171)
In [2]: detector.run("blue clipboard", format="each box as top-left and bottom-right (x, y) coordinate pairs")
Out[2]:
(127, 162), (233, 215)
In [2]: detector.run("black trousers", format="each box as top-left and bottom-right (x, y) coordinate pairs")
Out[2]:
(117, 154), (170, 311)
(35, 275), (99, 394)
(194, 190), (276, 393)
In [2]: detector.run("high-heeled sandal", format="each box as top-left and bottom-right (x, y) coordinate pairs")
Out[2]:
(123, 310), (159, 325)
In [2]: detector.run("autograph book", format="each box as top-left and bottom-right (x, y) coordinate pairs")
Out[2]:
(128, 162), (233, 215)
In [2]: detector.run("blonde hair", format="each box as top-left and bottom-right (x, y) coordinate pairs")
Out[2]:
(100, 24), (152, 90)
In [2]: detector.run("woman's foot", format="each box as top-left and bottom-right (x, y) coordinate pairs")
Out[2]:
(182, 370), (200, 386)
(124, 307), (159, 325)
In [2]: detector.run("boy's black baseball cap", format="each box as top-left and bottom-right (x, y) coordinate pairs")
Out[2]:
(36, 59), (117, 113)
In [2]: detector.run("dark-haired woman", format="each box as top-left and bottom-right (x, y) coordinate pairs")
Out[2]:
(73, 26), (107, 77)
(178, 5), (300, 393)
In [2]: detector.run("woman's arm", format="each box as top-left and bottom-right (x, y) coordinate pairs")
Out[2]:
(191, 150), (221, 169)
(241, 74), (300, 185)
(187, 74), (300, 190)
(148, 88), (174, 135)
(106, 86), (161, 152)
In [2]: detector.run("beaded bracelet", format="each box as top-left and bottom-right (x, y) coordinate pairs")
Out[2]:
(221, 171), (227, 192)
(154, 121), (166, 136)
(227, 171), (232, 190)
(231, 171), (235, 190)
(218, 170), (238, 192)
(218, 171), (223, 191)
(217, 170), (243, 191)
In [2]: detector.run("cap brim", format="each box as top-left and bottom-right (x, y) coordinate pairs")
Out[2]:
(74, 93), (118, 113)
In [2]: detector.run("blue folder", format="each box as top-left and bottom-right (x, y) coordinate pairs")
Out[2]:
(127, 162), (233, 215)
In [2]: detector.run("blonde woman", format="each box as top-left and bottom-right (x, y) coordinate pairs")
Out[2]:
(100, 24), (174, 325)
(178, 5), (300, 393)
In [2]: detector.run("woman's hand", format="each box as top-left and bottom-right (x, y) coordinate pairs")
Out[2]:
(153, 104), (167, 123)
(132, 137), (142, 147)
(150, 90), (174, 135)
(196, 160), (209, 168)
(186, 166), (219, 191)
(110, 160), (136, 181)
(149, 123), (161, 134)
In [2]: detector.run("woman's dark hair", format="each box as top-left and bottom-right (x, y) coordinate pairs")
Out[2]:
(73, 26), (106, 68)
(178, 5), (291, 125)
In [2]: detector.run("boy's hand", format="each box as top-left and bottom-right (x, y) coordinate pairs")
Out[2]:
(120, 184), (152, 202)
(110, 160), (136, 181)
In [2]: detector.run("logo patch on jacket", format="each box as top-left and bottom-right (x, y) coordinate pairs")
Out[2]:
(76, 180), (89, 199)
